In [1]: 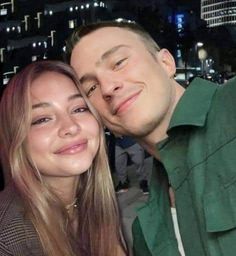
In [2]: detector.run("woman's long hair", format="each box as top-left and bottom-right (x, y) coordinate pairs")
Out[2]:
(0, 61), (127, 255)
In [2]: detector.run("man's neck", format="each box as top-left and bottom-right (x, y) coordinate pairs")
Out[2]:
(138, 139), (161, 160)
(137, 81), (185, 160)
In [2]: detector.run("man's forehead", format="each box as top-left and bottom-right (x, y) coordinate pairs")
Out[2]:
(72, 28), (130, 58)
(79, 26), (140, 45)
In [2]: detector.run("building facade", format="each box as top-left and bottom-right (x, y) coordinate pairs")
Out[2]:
(201, 0), (236, 27)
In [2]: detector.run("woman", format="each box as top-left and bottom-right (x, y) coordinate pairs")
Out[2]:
(0, 61), (127, 256)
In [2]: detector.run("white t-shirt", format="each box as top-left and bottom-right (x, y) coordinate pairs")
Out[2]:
(171, 207), (185, 256)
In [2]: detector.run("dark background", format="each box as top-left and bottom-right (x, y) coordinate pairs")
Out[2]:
(1, 0), (236, 90)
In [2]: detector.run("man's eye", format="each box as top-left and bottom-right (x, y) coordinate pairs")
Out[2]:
(87, 84), (97, 97)
(31, 117), (50, 125)
(114, 58), (127, 70)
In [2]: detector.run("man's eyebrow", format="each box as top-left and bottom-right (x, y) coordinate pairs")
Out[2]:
(79, 45), (129, 85)
(99, 44), (129, 63)
(32, 93), (82, 109)
(79, 74), (97, 85)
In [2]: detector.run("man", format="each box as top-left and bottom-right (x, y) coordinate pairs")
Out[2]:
(66, 20), (236, 256)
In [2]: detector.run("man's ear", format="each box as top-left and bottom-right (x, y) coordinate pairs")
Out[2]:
(156, 49), (176, 78)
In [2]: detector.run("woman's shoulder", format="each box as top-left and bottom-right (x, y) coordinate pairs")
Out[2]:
(0, 183), (25, 234)
(0, 184), (44, 255)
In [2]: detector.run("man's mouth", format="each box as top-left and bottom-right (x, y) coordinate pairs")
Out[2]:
(113, 91), (141, 115)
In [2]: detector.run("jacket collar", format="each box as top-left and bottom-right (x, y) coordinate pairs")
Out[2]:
(167, 77), (218, 134)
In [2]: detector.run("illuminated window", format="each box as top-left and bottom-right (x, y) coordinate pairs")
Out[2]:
(0, 8), (7, 16)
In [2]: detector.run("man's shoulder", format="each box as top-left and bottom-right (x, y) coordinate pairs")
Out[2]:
(212, 76), (236, 111)
(225, 76), (236, 84)
(220, 76), (236, 93)
(188, 76), (236, 113)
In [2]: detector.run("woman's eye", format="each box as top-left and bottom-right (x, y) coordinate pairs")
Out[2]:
(31, 117), (50, 125)
(73, 106), (89, 113)
(87, 84), (97, 97)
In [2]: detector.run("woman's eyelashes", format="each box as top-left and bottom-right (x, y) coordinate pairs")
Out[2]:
(31, 117), (51, 126)
(73, 105), (89, 113)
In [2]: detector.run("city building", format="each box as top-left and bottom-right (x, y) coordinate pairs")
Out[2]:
(0, 0), (108, 90)
(200, 0), (236, 79)
(201, 0), (236, 27)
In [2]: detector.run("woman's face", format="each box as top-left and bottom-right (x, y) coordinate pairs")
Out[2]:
(26, 71), (100, 186)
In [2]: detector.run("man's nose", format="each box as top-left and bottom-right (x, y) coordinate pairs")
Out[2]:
(58, 115), (80, 137)
(99, 74), (123, 102)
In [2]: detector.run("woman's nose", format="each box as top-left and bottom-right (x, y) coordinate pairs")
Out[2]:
(58, 115), (80, 137)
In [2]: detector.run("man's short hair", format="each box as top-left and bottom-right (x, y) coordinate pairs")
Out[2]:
(65, 19), (161, 63)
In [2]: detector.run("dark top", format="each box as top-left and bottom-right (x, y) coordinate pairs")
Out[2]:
(116, 136), (136, 149)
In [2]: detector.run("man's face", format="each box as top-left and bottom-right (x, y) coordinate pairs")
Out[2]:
(71, 27), (176, 139)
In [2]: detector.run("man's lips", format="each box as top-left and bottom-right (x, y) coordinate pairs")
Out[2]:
(114, 91), (141, 114)
(55, 140), (87, 155)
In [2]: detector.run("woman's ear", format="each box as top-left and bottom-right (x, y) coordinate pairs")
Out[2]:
(156, 49), (176, 78)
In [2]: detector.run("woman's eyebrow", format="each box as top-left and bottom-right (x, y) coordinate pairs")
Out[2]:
(68, 93), (82, 101)
(32, 94), (82, 109)
(32, 102), (50, 109)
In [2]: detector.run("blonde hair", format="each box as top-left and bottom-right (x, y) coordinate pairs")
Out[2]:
(0, 61), (127, 255)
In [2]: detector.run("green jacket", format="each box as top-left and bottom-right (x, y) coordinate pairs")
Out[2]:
(133, 77), (236, 256)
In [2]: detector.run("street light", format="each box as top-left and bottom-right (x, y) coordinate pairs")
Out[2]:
(198, 48), (208, 76)
(195, 42), (203, 65)
(196, 42), (203, 47)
